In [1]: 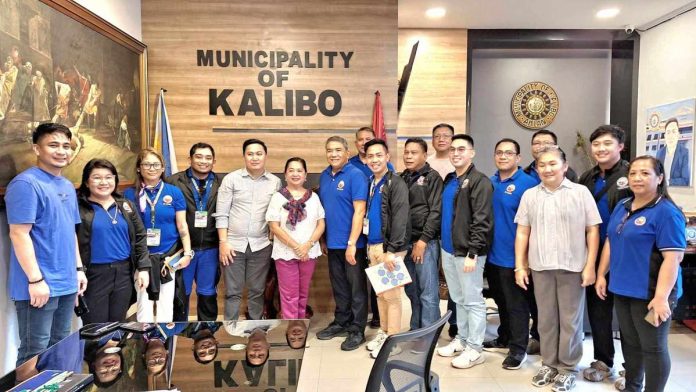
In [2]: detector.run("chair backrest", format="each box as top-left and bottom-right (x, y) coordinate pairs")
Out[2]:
(365, 310), (451, 392)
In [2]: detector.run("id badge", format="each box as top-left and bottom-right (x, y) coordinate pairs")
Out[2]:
(194, 211), (208, 228)
(146, 228), (161, 247)
(362, 218), (369, 236)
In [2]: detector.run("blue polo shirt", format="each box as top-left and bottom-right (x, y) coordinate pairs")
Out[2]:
(90, 201), (131, 263)
(367, 176), (387, 245)
(440, 176), (459, 254)
(526, 162), (541, 184)
(488, 169), (537, 268)
(319, 164), (368, 249)
(5, 167), (81, 301)
(607, 197), (686, 300)
(593, 178), (611, 242)
(124, 182), (186, 254)
(348, 155), (394, 178)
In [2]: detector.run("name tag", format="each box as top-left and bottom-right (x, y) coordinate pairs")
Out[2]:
(362, 218), (369, 236)
(194, 211), (208, 228)
(147, 228), (161, 247)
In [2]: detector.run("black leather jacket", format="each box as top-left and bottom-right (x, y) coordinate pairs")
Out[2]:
(375, 171), (411, 253)
(400, 163), (442, 243)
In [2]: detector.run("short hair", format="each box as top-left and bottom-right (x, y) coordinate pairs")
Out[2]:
(189, 142), (215, 157)
(242, 138), (267, 154)
(536, 145), (566, 163)
(589, 125), (625, 144)
(78, 159), (120, 198)
(32, 122), (71, 144)
(664, 117), (680, 135)
(364, 138), (388, 153)
(494, 138), (520, 154)
(452, 133), (474, 148)
(432, 123), (454, 134)
(355, 126), (375, 138)
(325, 135), (349, 150)
(531, 129), (558, 144)
(404, 137), (428, 153)
(284, 157), (307, 172)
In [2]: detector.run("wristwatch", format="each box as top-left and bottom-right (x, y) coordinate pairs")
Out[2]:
(184, 250), (195, 259)
(466, 252), (478, 259)
(347, 240), (355, 247)
(76, 266), (86, 272)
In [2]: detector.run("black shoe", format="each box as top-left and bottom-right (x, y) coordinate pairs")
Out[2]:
(502, 352), (527, 370)
(317, 323), (348, 340)
(482, 338), (508, 353)
(369, 318), (381, 329)
(448, 324), (458, 338)
(341, 331), (366, 351)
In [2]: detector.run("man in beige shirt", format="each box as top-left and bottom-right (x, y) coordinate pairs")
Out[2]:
(427, 123), (455, 180)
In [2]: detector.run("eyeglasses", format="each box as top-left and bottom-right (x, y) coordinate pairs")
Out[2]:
(97, 364), (121, 376)
(495, 150), (518, 158)
(146, 357), (166, 366)
(197, 348), (216, 356)
(90, 175), (116, 183)
(449, 147), (472, 154)
(141, 162), (163, 170)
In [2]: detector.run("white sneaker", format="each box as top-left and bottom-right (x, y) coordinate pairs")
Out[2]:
(370, 341), (402, 359)
(367, 329), (387, 351)
(451, 346), (485, 369)
(437, 338), (465, 357)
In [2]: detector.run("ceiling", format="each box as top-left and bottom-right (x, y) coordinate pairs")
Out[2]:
(398, 0), (696, 30)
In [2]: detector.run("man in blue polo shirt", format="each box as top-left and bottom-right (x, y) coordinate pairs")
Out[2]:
(6, 123), (87, 366)
(317, 135), (369, 351)
(483, 138), (538, 370)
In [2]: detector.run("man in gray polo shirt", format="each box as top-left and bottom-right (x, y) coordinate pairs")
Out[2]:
(216, 139), (281, 320)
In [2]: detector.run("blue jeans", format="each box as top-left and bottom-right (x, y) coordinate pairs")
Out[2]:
(441, 250), (486, 352)
(404, 240), (441, 330)
(15, 293), (76, 366)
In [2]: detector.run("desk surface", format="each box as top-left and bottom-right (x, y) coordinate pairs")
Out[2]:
(0, 320), (309, 391)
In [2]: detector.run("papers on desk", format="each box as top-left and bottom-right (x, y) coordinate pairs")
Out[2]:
(365, 256), (412, 295)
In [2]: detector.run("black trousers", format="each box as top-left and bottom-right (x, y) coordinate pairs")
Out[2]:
(486, 263), (533, 356)
(328, 248), (368, 333)
(82, 259), (133, 324)
(586, 268), (615, 367)
(526, 273), (540, 341)
(615, 294), (673, 392)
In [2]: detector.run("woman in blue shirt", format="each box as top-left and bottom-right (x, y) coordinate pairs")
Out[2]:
(596, 155), (686, 392)
(124, 148), (193, 322)
(77, 158), (151, 324)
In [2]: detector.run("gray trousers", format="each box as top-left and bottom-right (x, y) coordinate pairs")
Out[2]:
(223, 244), (272, 320)
(532, 269), (585, 372)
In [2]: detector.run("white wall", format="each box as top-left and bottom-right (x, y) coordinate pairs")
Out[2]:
(637, 9), (696, 210)
(0, 0), (142, 376)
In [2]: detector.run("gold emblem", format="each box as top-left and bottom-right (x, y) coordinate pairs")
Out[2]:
(511, 81), (559, 130)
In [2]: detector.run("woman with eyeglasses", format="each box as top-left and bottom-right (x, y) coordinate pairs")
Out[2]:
(76, 158), (151, 324)
(124, 148), (192, 322)
(595, 156), (686, 392)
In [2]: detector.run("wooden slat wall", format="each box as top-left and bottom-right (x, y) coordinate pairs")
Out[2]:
(142, 0), (397, 174)
(396, 29), (468, 170)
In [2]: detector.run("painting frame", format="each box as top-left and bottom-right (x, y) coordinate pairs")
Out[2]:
(0, 0), (148, 193)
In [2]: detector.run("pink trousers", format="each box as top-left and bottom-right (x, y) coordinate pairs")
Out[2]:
(275, 258), (317, 319)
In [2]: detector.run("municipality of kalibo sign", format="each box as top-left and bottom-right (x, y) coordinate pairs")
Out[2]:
(198, 49), (354, 117)
(511, 81), (559, 130)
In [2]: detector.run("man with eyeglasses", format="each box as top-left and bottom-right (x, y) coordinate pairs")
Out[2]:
(168, 142), (223, 321)
(524, 130), (578, 183)
(436, 134), (493, 369)
(483, 138), (538, 370)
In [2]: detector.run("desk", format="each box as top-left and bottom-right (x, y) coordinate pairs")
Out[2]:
(0, 320), (309, 391)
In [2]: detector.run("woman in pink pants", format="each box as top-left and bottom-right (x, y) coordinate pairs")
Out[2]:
(266, 157), (325, 319)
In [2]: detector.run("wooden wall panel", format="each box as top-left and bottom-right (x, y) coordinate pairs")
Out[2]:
(142, 0), (397, 174)
(396, 29), (468, 170)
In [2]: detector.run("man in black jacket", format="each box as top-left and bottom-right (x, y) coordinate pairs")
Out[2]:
(167, 142), (223, 320)
(436, 134), (493, 370)
(401, 137), (443, 330)
(362, 139), (411, 358)
(578, 125), (632, 382)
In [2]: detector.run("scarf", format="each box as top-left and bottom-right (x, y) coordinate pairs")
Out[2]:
(138, 180), (163, 213)
(280, 187), (312, 230)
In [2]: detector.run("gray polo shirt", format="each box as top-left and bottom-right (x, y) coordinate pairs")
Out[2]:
(215, 168), (281, 252)
(514, 178), (602, 272)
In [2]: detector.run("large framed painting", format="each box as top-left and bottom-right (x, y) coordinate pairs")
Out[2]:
(0, 0), (148, 192)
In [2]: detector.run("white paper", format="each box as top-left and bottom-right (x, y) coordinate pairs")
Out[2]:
(365, 256), (412, 295)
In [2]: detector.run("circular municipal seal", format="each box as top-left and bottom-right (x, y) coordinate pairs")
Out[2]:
(649, 113), (660, 130)
(511, 81), (559, 130)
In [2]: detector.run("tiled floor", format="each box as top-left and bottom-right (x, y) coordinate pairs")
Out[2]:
(297, 300), (696, 392)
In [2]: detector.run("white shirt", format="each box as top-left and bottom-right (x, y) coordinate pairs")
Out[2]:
(426, 154), (454, 180)
(265, 191), (325, 260)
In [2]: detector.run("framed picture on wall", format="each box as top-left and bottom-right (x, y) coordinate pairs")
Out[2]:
(644, 98), (695, 188)
(0, 0), (148, 193)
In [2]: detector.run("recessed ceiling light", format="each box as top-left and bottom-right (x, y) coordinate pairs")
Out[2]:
(596, 7), (620, 18)
(425, 7), (446, 19)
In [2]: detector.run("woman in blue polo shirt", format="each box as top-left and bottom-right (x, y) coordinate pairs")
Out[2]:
(77, 159), (151, 324)
(596, 155), (686, 392)
(124, 148), (193, 322)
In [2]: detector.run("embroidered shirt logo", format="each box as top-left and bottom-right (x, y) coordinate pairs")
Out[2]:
(634, 216), (647, 226)
(616, 176), (629, 190)
(505, 184), (516, 194)
(122, 202), (133, 213)
(461, 179), (469, 189)
(337, 180), (345, 190)
(417, 176), (425, 186)
(379, 184), (384, 193)
(162, 195), (173, 205)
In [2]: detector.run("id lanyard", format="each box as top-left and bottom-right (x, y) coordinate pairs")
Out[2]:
(190, 174), (213, 211)
(145, 184), (165, 228)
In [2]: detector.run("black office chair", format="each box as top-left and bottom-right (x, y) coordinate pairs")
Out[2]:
(365, 310), (451, 392)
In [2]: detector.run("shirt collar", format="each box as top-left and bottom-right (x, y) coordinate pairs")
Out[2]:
(494, 167), (522, 183)
(621, 195), (663, 212)
(241, 168), (269, 179)
(540, 177), (573, 193)
(590, 159), (627, 178)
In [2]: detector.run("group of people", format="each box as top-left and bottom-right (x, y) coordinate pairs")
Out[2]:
(6, 122), (686, 392)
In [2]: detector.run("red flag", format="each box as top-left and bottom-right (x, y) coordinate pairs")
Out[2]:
(372, 90), (386, 140)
